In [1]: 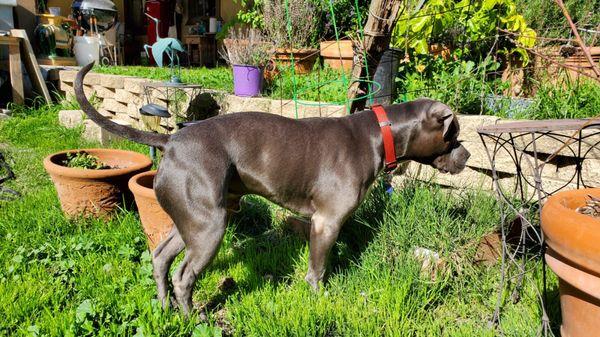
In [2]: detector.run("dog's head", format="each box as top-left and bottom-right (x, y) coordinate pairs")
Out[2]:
(392, 98), (470, 175)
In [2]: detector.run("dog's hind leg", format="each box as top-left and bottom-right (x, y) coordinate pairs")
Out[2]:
(152, 226), (185, 308)
(172, 208), (227, 315)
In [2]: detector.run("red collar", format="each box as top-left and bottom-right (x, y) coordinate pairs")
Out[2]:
(371, 105), (397, 172)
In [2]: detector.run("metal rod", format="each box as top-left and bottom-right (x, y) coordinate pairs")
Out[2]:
(553, 0), (600, 78)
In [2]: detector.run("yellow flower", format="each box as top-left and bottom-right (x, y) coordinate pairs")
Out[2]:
(416, 64), (426, 73)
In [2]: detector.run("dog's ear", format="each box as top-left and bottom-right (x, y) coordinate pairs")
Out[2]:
(430, 108), (455, 139)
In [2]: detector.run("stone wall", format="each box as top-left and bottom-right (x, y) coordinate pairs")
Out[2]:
(57, 69), (347, 136)
(57, 69), (600, 195)
(396, 115), (600, 197)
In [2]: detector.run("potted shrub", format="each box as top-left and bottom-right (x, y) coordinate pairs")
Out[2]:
(263, 0), (319, 74)
(541, 188), (600, 337)
(317, 0), (369, 71)
(129, 170), (173, 251)
(222, 28), (274, 97)
(44, 149), (152, 218)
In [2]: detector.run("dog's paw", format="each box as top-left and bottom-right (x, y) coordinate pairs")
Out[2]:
(304, 274), (321, 292)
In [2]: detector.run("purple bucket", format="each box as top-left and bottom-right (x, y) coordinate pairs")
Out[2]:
(233, 65), (264, 97)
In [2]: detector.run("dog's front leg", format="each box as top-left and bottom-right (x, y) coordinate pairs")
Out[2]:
(305, 212), (345, 290)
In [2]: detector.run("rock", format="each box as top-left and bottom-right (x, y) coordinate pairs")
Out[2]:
(58, 110), (85, 128)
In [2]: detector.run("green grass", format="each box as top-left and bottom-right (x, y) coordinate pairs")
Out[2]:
(92, 65), (349, 104)
(0, 103), (559, 336)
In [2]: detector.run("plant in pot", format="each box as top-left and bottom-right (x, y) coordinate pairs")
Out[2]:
(44, 149), (152, 218)
(222, 28), (274, 97)
(263, 0), (319, 74)
(541, 188), (600, 337)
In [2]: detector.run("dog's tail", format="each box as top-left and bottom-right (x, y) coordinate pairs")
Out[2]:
(75, 63), (169, 150)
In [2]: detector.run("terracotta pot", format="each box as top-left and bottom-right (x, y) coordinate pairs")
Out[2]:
(44, 149), (152, 218)
(129, 170), (173, 251)
(273, 48), (318, 74)
(320, 40), (354, 71)
(541, 188), (600, 337)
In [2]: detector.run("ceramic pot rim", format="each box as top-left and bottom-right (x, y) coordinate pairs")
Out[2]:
(43, 148), (152, 179)
(129, 170), (157, 199)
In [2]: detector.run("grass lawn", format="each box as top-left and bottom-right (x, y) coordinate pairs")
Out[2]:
(0, 103), (559, 336)
(92, 65), (350, 104)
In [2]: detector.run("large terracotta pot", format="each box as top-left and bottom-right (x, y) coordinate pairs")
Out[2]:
(541, 188), (600, 337)
(129, 170), (173, 251)
(273, 48), (318, 74)
(44, 149), (152, 218)
(320, 40), (354, 71)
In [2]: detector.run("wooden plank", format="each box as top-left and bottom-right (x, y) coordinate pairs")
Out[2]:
(37, 57), (77, 66)
(10, 29), (52, 104)
(8, 40), (24, 105)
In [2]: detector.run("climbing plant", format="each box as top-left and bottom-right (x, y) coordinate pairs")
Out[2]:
(391, 0), (537, 64)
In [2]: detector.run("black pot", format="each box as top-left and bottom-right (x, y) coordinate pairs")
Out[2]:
(371, 48), (402, 106)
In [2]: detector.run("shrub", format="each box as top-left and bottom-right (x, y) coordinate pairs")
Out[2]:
(262, 0), (319, 49)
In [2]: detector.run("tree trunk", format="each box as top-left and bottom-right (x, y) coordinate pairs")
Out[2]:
(348, 0), (404, 112)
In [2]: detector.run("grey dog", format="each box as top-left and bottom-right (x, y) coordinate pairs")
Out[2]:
(75, 63), (470, 315)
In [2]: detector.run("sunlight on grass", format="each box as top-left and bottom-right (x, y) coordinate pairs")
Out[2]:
(0, 104), (558, 336)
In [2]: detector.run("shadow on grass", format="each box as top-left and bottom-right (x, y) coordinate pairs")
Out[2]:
(198, 183), (391, 312)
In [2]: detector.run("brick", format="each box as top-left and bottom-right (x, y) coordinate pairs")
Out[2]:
(58, 110), (85, 128)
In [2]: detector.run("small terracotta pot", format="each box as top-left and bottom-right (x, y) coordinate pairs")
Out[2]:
(541, 188), (600, 337)
(273, 48), (318, 74)
(320, 40), (354, 71)
(129, 170), (173, 251)
(44, 149), (152, 218)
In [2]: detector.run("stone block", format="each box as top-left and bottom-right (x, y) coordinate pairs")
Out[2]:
(59, 110), (85, 128)
(127, 103), (142, 119)
(82, 73), (101, 86)
(82, 119), (131, 145)
(100, 74), (127, 89)
(224, 95), (271, 114)
(456, 114), (501, 141)
(92, 85), (115, 99)
(115, 89), (142, 105)
(114, 112), (136, 124)
(124, 78), (154, 94)
(101, 98), (127, 114)
(59, 81), (75, 96)
(83, 84), (96, 98)
(97, 109), (114, 117)
(59, 70), (77, 83)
